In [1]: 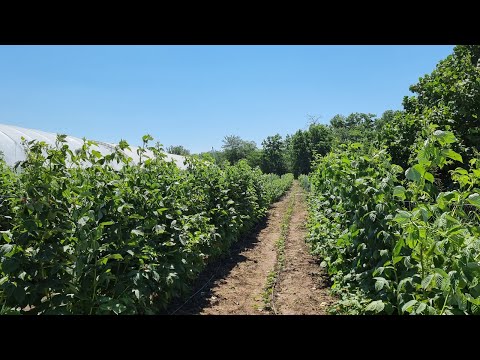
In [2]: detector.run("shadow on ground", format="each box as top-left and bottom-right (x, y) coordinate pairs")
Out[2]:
(164, 217), (269, 315)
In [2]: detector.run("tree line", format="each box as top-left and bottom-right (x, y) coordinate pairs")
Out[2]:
(168, 111), (397, 178)
(167, 45), (480, 185)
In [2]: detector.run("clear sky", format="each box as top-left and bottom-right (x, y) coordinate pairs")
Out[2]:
(0, 45), (454, 153)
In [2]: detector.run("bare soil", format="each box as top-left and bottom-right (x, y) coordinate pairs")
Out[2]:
(273, 183), (336, 314)
(168, 181), (335, 315)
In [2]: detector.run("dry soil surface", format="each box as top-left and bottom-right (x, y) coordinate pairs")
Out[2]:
(168, 181), (335, 315)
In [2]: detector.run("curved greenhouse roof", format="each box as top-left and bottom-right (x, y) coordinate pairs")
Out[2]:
(0, 124), (186, 169)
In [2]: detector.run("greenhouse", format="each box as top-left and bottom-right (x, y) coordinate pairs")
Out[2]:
(0, 123), (186, 169)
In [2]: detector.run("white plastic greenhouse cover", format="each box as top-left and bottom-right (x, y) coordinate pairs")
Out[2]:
(0, 124), (187, 170)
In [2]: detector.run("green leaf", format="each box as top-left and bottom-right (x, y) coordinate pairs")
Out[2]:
(166, 272), (178, 285)
(443, 149), (463, 163)
(374, 277), (388, 292)
(77, 216), (90, 228)
(393, 256), (403, 265)
(153, 225), (166, 234)
(394, 210), (411, 224)
(415, 302), (427, 314)
(433, 130), (456, 145)
(467, 193), (480, 208)
(455, 292), (468, 311)
(355, 178), (366, 185)
(393, 186), (406, 200)
(405, 164), (425, 183)
(471, 303), (480, 315)
(467, 262), (480, 273)
(1, 231), (12, 243)
(131, 229), (144, 237)
(424, 172), (434, 183)
(91, 150), (102, 159)
(118, 139), (130, 150)
(393, 238), (404, 257)
(142, 134), (154, 143)
(402, 299), (417, 313)
(133, 289), (140, 299)
(0, 244), (13, 256)
(433, 268), (449, 278)
(56, 134), (68, 142)
(454, 168), (468, 175)
(418, 206), (431, 222)
(421, 274), (435, 290)
(365, 300), (385, 313)
(465, 293), (480, 306)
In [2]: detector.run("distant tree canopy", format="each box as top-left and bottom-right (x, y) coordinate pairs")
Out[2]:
(261, 134), (286, 175)
(166, 145), (191, 156)
(308, 123), (333, 158)
(190, 111), (390, 177)
(192, 114), (369, 177)
(286, 130), (310, 177)
(330, 112), (378, 145)
(222, 135), (258, 164)
(285, 124), (334, 177)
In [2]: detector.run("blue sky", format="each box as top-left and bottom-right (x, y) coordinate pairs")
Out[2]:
(0, 45), (454, 153)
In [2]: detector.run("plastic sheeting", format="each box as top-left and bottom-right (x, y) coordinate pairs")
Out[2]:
(0, 124), (186, 170)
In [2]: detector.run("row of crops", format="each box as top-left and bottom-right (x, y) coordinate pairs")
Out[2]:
(0, 136), (293, 314)
(303, 125), (480, 314)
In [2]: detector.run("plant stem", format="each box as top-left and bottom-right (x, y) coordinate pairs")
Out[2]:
(440, 291), (450, 315)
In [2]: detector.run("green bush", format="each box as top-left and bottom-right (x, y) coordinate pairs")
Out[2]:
(0, 136), (293, 314)
(298, 174), (310, 192)
(307, 125), (480, 314)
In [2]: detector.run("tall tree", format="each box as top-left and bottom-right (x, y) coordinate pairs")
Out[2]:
(286, 130), (311, 177)
(261, 134), (286, 175)
(246, 148), (263, 169)
(308, 123), (333, 158)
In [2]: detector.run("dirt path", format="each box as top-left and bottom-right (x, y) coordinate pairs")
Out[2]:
(272, 182), (336, 314)
(169, 181), (335, 315)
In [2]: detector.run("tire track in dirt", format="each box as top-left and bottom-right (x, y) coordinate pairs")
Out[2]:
(273, 182), (336, 314)
(169, 186), (295, 315)
(169, 181), (336, 315)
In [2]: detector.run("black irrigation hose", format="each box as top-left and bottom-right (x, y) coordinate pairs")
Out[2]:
(169, 217), (271, 315)
(169, 262), (223, 315)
